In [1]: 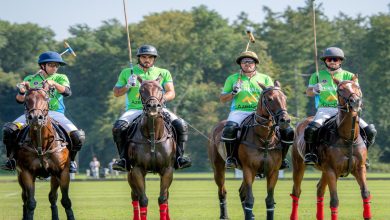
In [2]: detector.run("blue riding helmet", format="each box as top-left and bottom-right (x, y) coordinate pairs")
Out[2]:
(38, 51), (67, 66)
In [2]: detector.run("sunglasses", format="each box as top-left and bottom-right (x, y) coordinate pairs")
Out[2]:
(47, 63), (60, 68)
(241, 60), (255, 64)
(325, 57), (341, 62)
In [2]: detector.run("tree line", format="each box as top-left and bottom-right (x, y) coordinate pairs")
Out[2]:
(1, 1), (389, 171)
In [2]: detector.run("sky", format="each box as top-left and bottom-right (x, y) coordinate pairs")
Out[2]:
(1, 0), (389, 40)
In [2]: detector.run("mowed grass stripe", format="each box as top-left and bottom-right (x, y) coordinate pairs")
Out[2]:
(1, 176), (389, 219)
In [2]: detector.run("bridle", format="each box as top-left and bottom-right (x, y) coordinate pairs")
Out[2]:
(24, 88), (50, 127)
(139, 81), (164, 115)
(254, 87), (288, 127)
(336, 81), (362, 112)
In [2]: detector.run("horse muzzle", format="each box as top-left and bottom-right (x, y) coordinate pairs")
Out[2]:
(27, 112), (46, 129)
(144, 102), (163, 117)
(277, 113), (291, 130)
(349, 97), (362, 112)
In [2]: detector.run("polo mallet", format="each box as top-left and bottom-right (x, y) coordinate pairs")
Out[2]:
(245, 28), (256, 51)
(60, 41), (77, 57)
(311, 0), (321, 108)
(122, 0), (136, 86)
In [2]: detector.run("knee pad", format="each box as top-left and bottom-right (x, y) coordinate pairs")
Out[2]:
(221, 121), (239, 142)
(280, 126), (295, 144)
(304, 121), (321, 144)
(172, 118), (188, 142)
(3, 122), (20, 146)
(69, 130), (85, 151)
(112, 120), (129, 143)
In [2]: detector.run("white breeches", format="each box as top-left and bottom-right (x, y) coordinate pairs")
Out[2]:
(226, 110), (253, 125)
(14, 111), (78, 132)
(119, 108), (178, 123)
(314, 107), (368, 127)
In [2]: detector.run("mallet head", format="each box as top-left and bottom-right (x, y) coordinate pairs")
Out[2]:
(60, 41), (77, 57)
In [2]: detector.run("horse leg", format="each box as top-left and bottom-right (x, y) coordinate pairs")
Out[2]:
(59, 170), (75, 220)
(316, 173), (327, 220)
(158, 167), (173, 220)
(49, 176), (60, 220)
(325, 170), (338, 220)
(353, 165), (371, 220)
(18, 172), (36, 220)
(213, 156), (228, 220)
(129, 168), (148, 220)
(242, 168), (255, 220)
(290, 149), (305, 220)
(265, 170), (279, 220)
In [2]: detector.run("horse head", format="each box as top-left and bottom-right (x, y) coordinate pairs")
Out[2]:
(257, 80), (291, 129)
(333, 75), (362, 113)
(138, 76), (164, 117)
(24, 82), (50, 129)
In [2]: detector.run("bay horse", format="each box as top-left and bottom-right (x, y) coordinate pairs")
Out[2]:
(16, 82), (74, 220)
(127, 76), (176, 220)
(208, 81), (292, 220)
(290, 76), (372, 220)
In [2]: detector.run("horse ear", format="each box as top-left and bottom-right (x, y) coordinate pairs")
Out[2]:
(156, 74), (162, 83)
(258, 82), (267, 90)
(274, 80), (281, 88)
(42, 81), (50, 91)
(136, 75), (143, 84)
(352, 74), (358, 82)
(25, 83), (31, 90)
(333, 77), (340, 85)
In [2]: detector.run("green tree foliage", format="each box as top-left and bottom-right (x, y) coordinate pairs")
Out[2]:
(0, 3), (389, 170)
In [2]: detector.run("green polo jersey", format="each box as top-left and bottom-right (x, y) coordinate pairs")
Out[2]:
(308, 70), (357, 108)
(115, 65), (173, 110)
(23, 73), (70, 113)
(222, 72), (273, 112)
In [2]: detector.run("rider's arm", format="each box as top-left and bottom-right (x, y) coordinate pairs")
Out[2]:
(163, 82), (175, 101)
(113, 86), (129, 97)
(306, 86), (316, 97)
(220, 93), (234, 103)
(16, 93), (25, 103)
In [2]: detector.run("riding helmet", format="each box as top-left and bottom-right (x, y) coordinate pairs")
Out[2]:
(38, 51), (67, 66)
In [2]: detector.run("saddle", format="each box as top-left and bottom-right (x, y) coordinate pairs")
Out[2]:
(126, 113), (175, 144)
(17, 119), (70, 149)
(316, 115), (369, 147)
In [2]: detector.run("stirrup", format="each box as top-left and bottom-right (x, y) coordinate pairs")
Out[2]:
(112, 158), (127, 171)
(365, 159), (370, 169)
(175, 156), (192, 169)
(69, 161), (78, 173)
(279, 159), (290, 170)
(1, 158), (16, 171)
(225, 157), (238, 169)
(304, 153), (317, 165)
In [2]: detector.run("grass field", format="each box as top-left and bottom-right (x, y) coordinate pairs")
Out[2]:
(1, 172), (389, 220)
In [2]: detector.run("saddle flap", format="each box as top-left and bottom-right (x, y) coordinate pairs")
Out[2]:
(318, 115), (338, 145)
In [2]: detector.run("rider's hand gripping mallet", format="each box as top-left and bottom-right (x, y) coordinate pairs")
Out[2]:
(60, 41), (77, 57)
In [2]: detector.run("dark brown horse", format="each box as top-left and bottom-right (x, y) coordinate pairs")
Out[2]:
(16, 83), (74, 220)
(290, 77), (372, 220)
(127, 77), (176, 220)
(208, 81), (291, 220)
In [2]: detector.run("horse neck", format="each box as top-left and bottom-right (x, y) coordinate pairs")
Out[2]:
(337, 110), (359, 141)
(140, 114), (165, 139)
(29, 119), (55, 150)
(254, 112), (274, 139)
